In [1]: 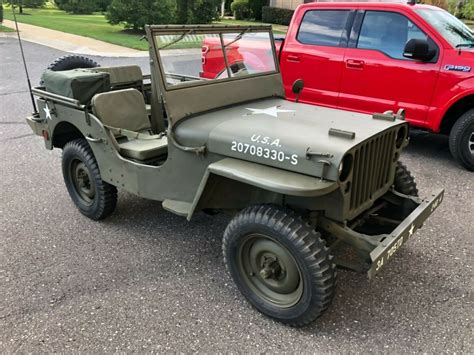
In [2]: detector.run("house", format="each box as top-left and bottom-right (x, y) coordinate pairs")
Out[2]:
(268, 0), (399, 10)
(269, 0), (307, 9)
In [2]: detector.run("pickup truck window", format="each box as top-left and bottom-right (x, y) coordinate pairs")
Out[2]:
(416, 8), (474, 48)
(357, 11), (428, 60)
(297, 10), (350, 47)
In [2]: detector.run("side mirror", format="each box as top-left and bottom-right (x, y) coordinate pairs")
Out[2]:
(403, 39), (436, 62)
(292, 79), (304, 103)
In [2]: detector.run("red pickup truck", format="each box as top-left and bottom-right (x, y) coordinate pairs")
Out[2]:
(201, 2), (474, 170)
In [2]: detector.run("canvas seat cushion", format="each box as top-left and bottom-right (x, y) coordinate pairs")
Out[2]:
(92, 88), (150, 132)
(118, 137), (168, 161)
(92, 65), (143, 87)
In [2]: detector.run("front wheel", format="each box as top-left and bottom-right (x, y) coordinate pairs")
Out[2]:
(449, 109), (474, 171)
(394, 161), (418, 197)
(62, 139), (117, 220)
(223, 205), (336, 326)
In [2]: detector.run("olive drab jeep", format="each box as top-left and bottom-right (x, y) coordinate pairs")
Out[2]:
(26, 25), (444, 326)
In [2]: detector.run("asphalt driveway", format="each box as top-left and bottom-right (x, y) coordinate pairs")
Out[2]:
(0, 36), (472, 352)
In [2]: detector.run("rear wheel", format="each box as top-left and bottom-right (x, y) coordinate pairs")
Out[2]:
(223, 205), (336, 326)
(449, 109), (474, 171)
(62, 139), (117, 220)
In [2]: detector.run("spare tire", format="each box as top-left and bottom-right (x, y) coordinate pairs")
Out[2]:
(40, 55), (100, 85)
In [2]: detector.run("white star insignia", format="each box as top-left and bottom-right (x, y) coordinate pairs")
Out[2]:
(245, 106), (295, 118)
(408, 224), (415, 237)
(43, 104), (53, 120)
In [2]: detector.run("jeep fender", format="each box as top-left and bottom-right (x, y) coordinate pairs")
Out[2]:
(187, 158), (338, 220)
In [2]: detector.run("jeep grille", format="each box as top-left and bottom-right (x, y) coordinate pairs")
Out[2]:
(349, 128), (397, 213)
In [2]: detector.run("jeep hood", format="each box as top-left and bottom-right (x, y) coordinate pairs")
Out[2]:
(173, 98), (406, 181)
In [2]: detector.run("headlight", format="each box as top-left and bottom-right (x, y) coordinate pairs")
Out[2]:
(339, 154), (353, 182)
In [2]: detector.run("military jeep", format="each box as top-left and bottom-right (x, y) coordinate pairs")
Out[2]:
(26, 25), (444, 326)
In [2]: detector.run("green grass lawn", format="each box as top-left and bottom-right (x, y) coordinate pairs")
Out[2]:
(3, 8), (148, 50)
(0, 24), (15, 32)
(3, 8), (287, 50)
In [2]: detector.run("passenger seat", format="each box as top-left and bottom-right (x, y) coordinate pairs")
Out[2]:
(91, 88), (167, 161)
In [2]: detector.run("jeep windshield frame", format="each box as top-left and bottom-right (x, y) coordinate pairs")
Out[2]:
(146, 25), (285, 126)
(149, 25), (280, 91)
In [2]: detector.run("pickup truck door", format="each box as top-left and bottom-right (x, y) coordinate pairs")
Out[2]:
(339, 10), (441, 127)
(281, 9), (355, 108)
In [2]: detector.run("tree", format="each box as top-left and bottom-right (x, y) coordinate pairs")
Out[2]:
(176, 0), (188, 23)
(177, 0), (220, 24)
(106, 0), (175, 30)
(189, 0), (220, 23)
(248, 0), (268, 20)
(54, 0), (99, 14)
(7, 0), (46, 14)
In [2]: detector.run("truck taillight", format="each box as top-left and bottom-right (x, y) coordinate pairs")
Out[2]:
(201, 45), (209, 64)
(42, 130), (49, 141)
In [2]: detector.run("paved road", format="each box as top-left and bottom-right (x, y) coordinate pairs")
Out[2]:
(1, 37), (473, 352)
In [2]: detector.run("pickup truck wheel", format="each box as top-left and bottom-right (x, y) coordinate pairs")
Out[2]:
(223, 205), (336, 326)
(394, 161), (418, 197)
(449, 109), (474, 171)
(62, 139), (117, 220)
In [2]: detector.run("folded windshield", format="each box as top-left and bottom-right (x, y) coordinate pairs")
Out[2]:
(416, 8), (474, 48)
(153, 29), (277, 89)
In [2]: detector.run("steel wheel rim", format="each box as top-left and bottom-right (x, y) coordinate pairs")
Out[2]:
(238, 233), (303, 308)
(469, 132), (474, 155)
(70, 159), (95, 205)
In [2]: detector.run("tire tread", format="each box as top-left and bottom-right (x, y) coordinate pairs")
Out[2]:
(223, 204), (336, 327)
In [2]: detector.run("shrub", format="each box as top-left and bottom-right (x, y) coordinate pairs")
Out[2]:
(95, 0), (112, 12)
(55, 0), (97, 14)
(188, 0), (220, 24)
(231, 0), (250, 20)
(106, 0), (175, 30)
(0, 3), (3, 23)
(262, 5), (294, 25)
(248, 0), (267, 20)
(462, 0), (474, 20)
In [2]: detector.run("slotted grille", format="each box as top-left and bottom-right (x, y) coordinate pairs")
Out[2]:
(349, 129), (397, 212)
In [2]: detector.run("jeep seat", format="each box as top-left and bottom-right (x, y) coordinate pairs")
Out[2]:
(92, 65), (151, 115)
(93, 65), (143, 90)
(91, 88), (167, 161)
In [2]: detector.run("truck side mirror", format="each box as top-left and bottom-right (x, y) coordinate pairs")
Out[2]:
(292, 79), (304, 103)
(403, 39), (436, 62)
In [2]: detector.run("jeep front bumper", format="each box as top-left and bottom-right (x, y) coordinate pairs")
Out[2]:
(367, 189), (444, 278)
(319, 188), (445, 279)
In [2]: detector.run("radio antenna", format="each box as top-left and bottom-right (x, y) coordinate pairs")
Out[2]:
(12, 1), (38, 115)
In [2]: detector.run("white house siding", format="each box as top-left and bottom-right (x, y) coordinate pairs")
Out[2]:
(269, 0), (305, 10)
(269, 0), (391, 10)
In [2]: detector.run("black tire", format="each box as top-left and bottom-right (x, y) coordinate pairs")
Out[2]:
(40, 55), (100, 85)
(449, 109), (474, 171)
(223, 205), (336, 326)
(62, 139), (117, 220)
(393, 161), (418, 197)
